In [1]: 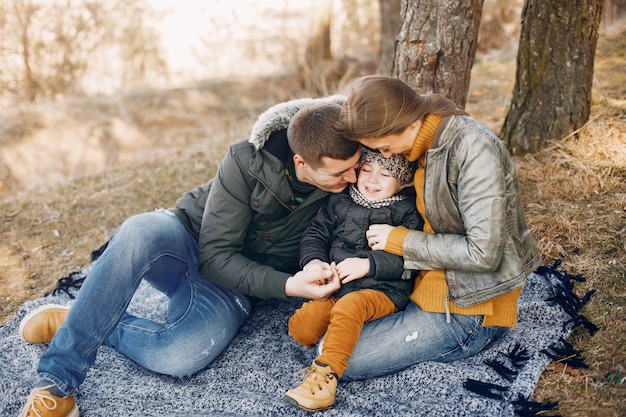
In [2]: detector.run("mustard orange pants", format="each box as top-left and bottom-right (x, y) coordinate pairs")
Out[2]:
(288, 289), (397, 378)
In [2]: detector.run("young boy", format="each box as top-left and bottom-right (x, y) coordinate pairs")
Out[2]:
(284, 147), (423, 412)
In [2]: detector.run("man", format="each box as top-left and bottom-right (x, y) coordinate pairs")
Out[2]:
(18, 96), (361, 417)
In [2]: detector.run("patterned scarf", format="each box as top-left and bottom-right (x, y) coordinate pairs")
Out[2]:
(349, 184), (406, 209)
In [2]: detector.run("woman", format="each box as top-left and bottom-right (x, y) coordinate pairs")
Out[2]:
(336, 75), (541, 381)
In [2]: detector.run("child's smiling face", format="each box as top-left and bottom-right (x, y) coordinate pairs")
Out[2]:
(357, 161), (403, 201)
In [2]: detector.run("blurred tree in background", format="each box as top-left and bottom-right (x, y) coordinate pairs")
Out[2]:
(298, 0), (380, 95)
(376, 0), (401, 75)
(0, 0), (622, 154)
(0, 0), (166, 104)
(302, 0), (334, 95)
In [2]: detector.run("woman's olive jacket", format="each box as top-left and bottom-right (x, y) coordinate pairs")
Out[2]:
(402, 115), (542, 308)
(171, 96), (345, 301)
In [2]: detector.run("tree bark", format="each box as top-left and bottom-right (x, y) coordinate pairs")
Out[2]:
(377, 0), (402, 74)
(501, 0), (603, 155)
(392, 0), (484, 108)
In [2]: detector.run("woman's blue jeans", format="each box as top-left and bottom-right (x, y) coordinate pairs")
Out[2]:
(37, 211), (251, 396)
(343, 301), (507, 381)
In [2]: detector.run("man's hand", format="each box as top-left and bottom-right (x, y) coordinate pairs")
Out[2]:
(303, 259), (335, 285)
(336, 257), (369, 284)
(303, 259), (330, 272)
(285, 266), (340, 300)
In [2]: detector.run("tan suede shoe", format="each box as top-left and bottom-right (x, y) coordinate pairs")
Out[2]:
(19, 304), (70, 343)
(19, 386), (79, 417)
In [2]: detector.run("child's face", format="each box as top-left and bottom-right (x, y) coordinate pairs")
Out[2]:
(357, 161), (403, 201)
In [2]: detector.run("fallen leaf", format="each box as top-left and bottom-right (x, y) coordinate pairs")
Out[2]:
(546, 363), (581, 377)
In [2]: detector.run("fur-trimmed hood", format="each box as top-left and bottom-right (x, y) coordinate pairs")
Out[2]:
(248, 95), (345, 150)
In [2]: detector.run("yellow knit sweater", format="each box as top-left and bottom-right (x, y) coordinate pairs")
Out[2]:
(385, 115), (520, 327)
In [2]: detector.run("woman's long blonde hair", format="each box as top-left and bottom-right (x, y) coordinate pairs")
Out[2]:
(338, 75), (466, 141)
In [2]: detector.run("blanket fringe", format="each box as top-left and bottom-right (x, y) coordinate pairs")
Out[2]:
(537, 260), (597, 371)
(44, 241), (108, 299)
(463, 379), (508, 400)
(512, 394), (561, 417)
(463, 260), (598, 416)
(503, 342), (530, 366)
(45, 270), (87, 299)
(541, 337), (590, 369)
(484, 358), (518, 382)
(541, 260), (598, 336)
(481, 342), (530, 384)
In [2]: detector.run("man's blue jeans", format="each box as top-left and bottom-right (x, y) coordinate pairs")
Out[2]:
(37, 211), (252, 396)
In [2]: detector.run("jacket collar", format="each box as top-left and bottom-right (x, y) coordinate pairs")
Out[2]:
(248, 95), (346, 151)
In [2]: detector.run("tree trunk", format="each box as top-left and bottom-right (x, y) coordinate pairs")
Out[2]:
(304, 0), (333, 67)
(377, 0), (402, 74)
(601, 0), (626, 28)
(501, 0), (603, 155)
(392, 0), (484, 108)
(299, 0), (334, 95)
(13, 0), (40, 103)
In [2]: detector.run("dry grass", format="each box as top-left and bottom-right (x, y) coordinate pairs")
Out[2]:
(1, 20), (625, 417)
(507, 23), (626, 416)
(515, 112), (626, 416)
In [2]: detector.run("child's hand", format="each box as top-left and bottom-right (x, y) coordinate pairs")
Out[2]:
(336, 258), (369, 284)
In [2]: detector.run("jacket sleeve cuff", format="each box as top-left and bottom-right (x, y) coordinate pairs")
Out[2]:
(263, 270), (290, 299)
(385, 226), (409, 256)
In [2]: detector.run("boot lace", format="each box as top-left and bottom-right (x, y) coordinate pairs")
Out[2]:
(296, 365), (335, 394)
(19, 389), (59, 417)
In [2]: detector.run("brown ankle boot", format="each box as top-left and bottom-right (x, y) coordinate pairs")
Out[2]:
(284, 361), (338, 412)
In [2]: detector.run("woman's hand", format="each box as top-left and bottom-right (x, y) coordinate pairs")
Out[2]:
(366, 224), (394, 251)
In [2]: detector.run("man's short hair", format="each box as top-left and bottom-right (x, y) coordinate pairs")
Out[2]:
(287, 103), (359, 168)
